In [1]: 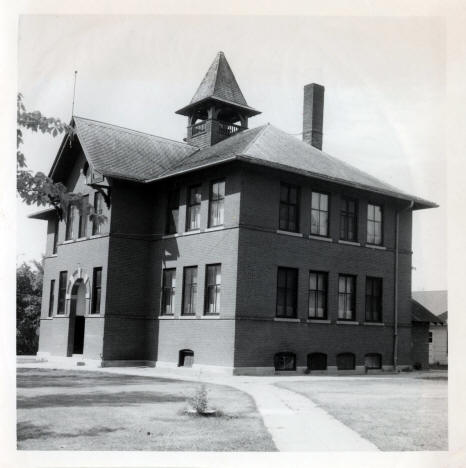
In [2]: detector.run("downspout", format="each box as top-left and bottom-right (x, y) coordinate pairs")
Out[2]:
(393, 200), (414, 371)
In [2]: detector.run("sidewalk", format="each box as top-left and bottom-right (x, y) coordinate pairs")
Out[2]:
(17, 361), (379, 451)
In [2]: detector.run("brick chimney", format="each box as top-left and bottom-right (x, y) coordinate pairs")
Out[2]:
(302, 83), (324, 150)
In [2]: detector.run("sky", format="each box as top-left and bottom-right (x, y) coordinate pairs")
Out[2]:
(17, 14), (446, 291)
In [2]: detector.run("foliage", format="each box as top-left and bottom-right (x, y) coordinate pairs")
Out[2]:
(189, 384), (209, 414)
(17, 93), (106, 225)
(16, 261), (43, 355)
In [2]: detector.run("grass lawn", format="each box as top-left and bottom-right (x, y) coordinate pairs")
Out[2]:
(17, 367), (276, 451)
(276, 374), (447, 451)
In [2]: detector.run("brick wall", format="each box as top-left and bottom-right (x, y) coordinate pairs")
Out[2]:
(411, 322), (429, 369)
(234, 165), (414, 369)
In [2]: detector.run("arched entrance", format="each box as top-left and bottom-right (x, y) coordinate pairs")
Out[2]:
(67, 278), (88, 356)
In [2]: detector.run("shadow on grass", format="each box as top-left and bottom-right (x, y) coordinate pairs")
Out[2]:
(17, 390), (187, 409)
(17, 421), (121, 441)
(17, 369), (176, 389)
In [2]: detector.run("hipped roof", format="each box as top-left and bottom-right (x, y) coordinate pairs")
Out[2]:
(175, 51), (260, 117)
(48, 117), (436, 210)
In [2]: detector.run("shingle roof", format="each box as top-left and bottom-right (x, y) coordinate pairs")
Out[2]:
(48, 117), (436, 210)
(52, 117), (198, 182)
(412, 290), (448, 316)
(175, 52), (260, 117)
(155, 124), (436, 208)
(412, 299), (444, 324)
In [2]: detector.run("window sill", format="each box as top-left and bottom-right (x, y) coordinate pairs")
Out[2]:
(41, 317), (53, 320)
(159, 315), (175, 320)
(63, 239), (74, 244)
(75, 236), (88, 243)
(201, 315), (220, 319)
(336, 320), (359, 325)
(309, 235), (333, 242)
(274, 317), (300, 322)
(90, 233), (105, 239)
(276, 230), (303, 238)
(205, 225), (224, 232)
(365, 244), (387, 250)
(54, 314), (67, 318)
(183, 229), (201, 236)
(307, 319), (331, 324)
(180, 315), (197, 319)
(364, 321), (384, 326)
(48, 254), (58, 258)
(86, 314), (104, 318)
(338, 240), (361, 246)
(162, 233), (179, 239)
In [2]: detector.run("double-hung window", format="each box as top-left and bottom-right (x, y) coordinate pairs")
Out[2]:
(78, 195), (89, 238)
(91, 267), (102, 315)
(338, 275), (356, 320)
(57, 271), (67, 315)
(367, 203), (383, 245)
(276, 267), (298, 318)
(340, 197), (358, 241)
(205, 264), (221, 315)
(165, 188), (180, 235)
(365, 277), (382, 322)
(279, 183), (300, 232)
(161, 269), (176, 315)
(65, 206), (75, 240)
(48, 280), (55, 317)
(186, 185), (202, 231)
(52, 217), (59, 254)
(311, 192), (329, 237)
(92, 192), (104, 236)
(308, 271), (328, 319)
(208, 180), (225, 227)
(182, 266), (198, 316)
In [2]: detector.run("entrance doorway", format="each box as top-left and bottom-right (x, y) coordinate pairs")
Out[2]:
(178, 349), (194, 367)
(68, 279), (87, 356)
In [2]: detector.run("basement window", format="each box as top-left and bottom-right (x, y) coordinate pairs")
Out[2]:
(274, 352), (296, 371)
(307, 353), (327, 371)
(336, 352), (355, 370)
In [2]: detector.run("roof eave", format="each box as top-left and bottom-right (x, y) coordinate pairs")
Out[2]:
(175, 96), (261, 118)
(28, 207), (56, 220)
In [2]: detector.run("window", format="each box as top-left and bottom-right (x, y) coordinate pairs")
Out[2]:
(57, 271), (67, 315)
(279, 183), (300, 232)
(308, 271), (328, 319)
(78, 195), (89, 238)
(65, 206), (75, 240)
(182, 266), (198, 316)
(186, 185), (202, 231)
(365, 277), (382, 322)
(307, 353), (327, 371)
(365, 353), (382, 369)
(178, 349), (194, 367)
(340, 197), (358, 241)
(311, 192), (329, 236)
(276, 267), (298, 318)
(367, 203), (383, 245)
(205, 264), (221, 315)
(91, 267), (102, 315)
(428, 331), (433, 343)
(274, 352), (296, 371)
(165, 188), (180, 235)
(208, 180), (225, 227)
(92, 192), (103, 236)
(338, 275), (356, 320)
(52, 217), (59, 254)
(161, 269), (176, 315)
(48, 280), (55, 317)
(337, 352), (355, 370)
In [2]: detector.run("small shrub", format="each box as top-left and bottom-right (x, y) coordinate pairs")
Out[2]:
(189, 384), (209, 415)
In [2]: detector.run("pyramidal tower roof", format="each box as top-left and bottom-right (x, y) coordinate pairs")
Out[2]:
(176, 51), (260, 117)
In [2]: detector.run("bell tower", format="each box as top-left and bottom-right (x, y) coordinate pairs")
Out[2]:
(176, 51), (260, 148)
